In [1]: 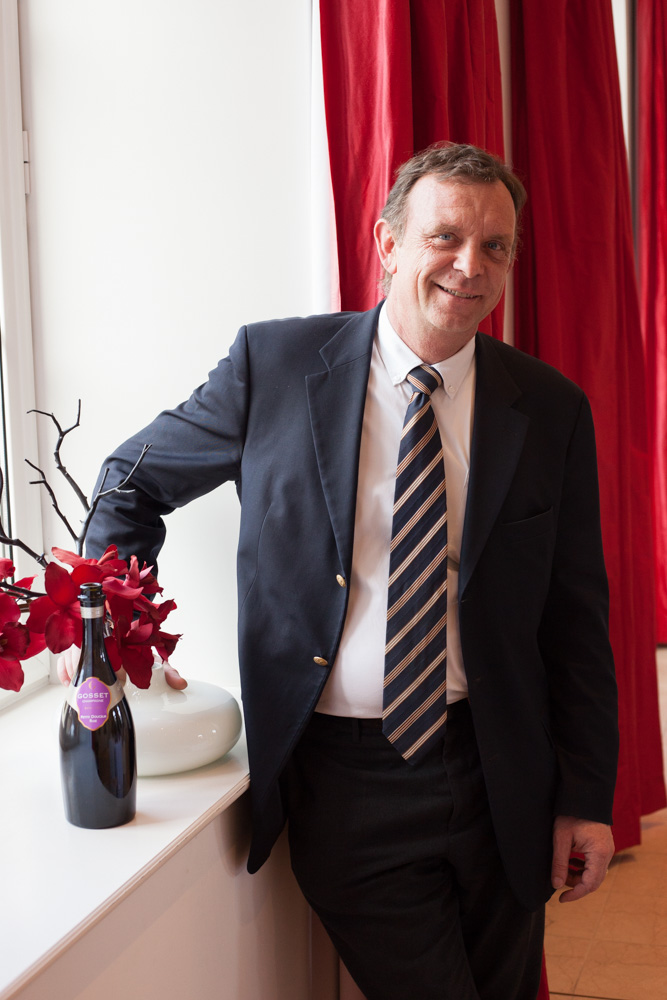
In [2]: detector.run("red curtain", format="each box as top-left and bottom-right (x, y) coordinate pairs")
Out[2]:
(319, 0), (505, 337)
(319, 2), (549, 996)
(638, 0), (667, 644)
(510, 0), (666, 850)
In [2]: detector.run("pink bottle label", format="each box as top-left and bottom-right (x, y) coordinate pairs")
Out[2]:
(75, 677), (112, 731)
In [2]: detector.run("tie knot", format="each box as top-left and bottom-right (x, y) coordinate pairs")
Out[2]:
(406, 365), (442, 397)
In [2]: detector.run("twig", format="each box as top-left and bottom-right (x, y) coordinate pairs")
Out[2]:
(77, 444), (152, 555)
(0, 580), (46, 599)
(25, 458), (78, 543)
(0, 468), (47, 567)
(0, 531), (48, 568)
(28, 401), (89, 511)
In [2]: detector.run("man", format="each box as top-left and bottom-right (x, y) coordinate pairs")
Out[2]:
(87, 143), (618, 999)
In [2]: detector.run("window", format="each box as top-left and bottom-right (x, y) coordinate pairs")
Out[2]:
(0, 0), (49, 707)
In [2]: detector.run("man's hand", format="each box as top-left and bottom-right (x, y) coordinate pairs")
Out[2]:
(56, 646), (187, 690)
(551, 815), (614, 902)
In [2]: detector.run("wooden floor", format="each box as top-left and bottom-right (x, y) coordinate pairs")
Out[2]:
(546, 647), (667, 1000)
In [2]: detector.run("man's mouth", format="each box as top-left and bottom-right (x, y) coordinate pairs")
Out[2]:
(439, 286), (479, 300)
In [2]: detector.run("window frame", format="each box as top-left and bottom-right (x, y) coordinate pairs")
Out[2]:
(0, 0), (49, 707)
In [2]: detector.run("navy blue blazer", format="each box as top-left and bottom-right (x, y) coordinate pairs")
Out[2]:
(87, 304), (618, 910)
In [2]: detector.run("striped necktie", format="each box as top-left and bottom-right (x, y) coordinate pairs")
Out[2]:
(382, 364), (448, 762)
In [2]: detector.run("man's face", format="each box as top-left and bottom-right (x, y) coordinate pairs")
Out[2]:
(375, 175), (517, 361)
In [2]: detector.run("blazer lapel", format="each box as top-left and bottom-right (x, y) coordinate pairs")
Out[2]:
(459, 334), (529, 598)
(306, 305), (381, 577)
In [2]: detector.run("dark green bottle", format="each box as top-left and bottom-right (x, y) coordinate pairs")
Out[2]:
(59, 582), (136, 827)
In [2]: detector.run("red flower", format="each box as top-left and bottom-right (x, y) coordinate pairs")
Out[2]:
(124, 596), (181, 665)
(0, 592), (30, 692)
(152, 629), (181, 662)
(52, 545), (127, 584)
(0, 625), (29, 691)
(8, 542), (182, 691)
(105, 613), (156, 688)
(125, 555), (162, 597)
(0, 559), (15, 581)
(26, 562), (89, 653)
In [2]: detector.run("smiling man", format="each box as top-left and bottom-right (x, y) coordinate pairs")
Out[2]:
(375, 171), (517, 361)
(87, 143), (618, 1000)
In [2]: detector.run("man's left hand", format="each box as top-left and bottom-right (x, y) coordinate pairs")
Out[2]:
(57, 645), (188, 690)
(551, 815), (615, 903)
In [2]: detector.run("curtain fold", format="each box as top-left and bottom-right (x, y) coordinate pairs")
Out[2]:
(319, 0), (413, 315)
(637, 0), (667, 644)
(510, 0), (666, 851)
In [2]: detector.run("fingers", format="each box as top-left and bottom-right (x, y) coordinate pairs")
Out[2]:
(164, 662), (188, 690)
(56, 645), (81, 685)
(58, 646), (188, 691)
(552, 815), (615, 904)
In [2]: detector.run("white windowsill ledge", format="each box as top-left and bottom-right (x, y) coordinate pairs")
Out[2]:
(0, 682), (249, 1000)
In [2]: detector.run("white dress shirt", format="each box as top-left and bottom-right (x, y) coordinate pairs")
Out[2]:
(316, 304), (476, 717)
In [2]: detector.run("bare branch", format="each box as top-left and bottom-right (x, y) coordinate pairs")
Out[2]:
(0, 580), (46, 599)
(25, 458), (78, 542)
(0, 468), (48, 567)
(28, 401), (89, 511)
(0, 531), (48, 568)
(95, 445), (152, 500)
(77, 444), (152, 556)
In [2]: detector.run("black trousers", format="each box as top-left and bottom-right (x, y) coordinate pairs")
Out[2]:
(283, 699), (545, 1000)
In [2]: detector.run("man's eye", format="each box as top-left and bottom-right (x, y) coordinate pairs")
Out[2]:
(487, 241), (504, 252)
(437, 234), (454, 242)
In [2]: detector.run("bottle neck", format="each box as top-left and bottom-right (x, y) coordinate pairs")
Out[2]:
(74, 604), (117, 685)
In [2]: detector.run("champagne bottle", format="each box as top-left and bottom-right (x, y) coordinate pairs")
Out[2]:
(59, 581), (137, 828)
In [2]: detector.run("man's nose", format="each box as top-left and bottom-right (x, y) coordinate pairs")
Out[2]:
(452, 243), (483, 277)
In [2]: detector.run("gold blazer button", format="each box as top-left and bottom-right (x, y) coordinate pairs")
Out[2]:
(336, 574), (346, 588)
(313, 656), (328, 666)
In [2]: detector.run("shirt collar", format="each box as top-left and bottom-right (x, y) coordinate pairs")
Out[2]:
(376, 302), (476, 399)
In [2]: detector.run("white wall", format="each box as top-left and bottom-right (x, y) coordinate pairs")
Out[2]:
(19, 0), (314, 688)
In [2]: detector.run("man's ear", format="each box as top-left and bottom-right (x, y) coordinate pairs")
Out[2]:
(374, 218), (398, 275)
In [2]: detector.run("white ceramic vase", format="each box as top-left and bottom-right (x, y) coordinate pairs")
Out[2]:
(124, 661), (243, 777)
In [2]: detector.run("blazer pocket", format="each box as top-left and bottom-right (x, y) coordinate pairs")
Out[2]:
(500, 507), (554, 541)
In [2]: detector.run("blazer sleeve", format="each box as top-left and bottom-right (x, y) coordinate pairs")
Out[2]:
(539, 393), (619, 824)
(85, 326), (251, 569)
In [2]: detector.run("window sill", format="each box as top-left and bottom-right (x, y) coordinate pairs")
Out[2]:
(0, 682), (249, 1000)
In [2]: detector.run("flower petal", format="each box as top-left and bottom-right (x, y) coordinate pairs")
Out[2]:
(103, 577), (143, 600)
(0, 657), (24, 691)
(71, 564), (106, 586)
(153, 630), (182, 660)
(1, 622), (30, 658)
(0, 593), (21, 628)
(0, 558), (16, 580)
(45, 610), (82, 654)
(51, 547), (84, 569)
(26, 595), (57, 633)
(97, 545), (120, 565)
(120, 645), (154, 688)
(128, 620), (154, 644)
(24, 630), (47, 658)
(44, 562), (78, 609)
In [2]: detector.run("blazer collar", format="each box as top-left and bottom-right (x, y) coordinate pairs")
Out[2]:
(306, 305), (381, 576)
(318, 302), (383, 370)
